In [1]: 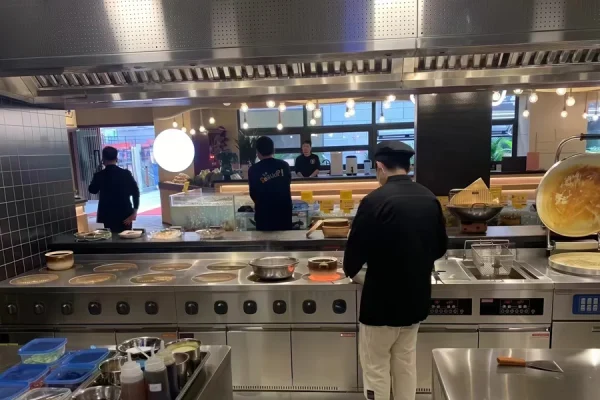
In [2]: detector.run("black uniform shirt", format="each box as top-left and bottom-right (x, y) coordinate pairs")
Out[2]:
(248, 157), (293, 231)
(88, 165), (140, 225)
(294, 154), (320, 177)
(343, 175), (448, 327)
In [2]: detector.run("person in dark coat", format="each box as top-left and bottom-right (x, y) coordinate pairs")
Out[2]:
(248, 136), (293, 231)
(88, 146), (140, 233)
(343, 141), (448, 400)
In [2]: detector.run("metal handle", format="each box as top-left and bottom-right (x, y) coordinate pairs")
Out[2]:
(229, 327), (290, 332)
(590, 327), (600, 333)
(479, 327), (549, 333)
(554, 134), (600, 162)
(419, 326), (478, 333)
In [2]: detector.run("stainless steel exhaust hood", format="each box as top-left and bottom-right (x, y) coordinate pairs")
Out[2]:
(1, 0), (600, 108)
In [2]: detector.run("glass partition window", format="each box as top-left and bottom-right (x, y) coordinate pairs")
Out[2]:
(375, 100), (415, 123)
(308, 102), (372, 126)
(240, 106), (304, 128)
(247, 134), (301, 149)
(310, 132), (368, 147)
(492, 95), (517, 120)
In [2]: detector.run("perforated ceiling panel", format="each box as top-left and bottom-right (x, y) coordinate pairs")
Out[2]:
(419, 0), (600, 37)
(0, 0), (417, 60)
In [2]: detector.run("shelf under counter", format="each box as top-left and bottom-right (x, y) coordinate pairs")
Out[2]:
(50, 226), (548, 254)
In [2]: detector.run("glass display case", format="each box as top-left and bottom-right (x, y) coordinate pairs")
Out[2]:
(170, 190), (235, 230)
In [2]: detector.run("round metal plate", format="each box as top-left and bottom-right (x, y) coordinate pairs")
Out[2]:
(69, 273), (116, 285)
(206, 261), (248, 271)
(10, 274), (59, 286)
(150, 262), (192, 272)
(131, 273), (176, 284)
(192, 273), (237, 283)
(549, 252), (600, 276)
(94, 263), (138, 272)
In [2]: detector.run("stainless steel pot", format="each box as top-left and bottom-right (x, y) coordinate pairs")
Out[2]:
(307, 257), (338, 274)
(165, 338), (202, 368)
(73, 386), (121, 400)
(117, 336), (162, 360)
(99, 356), (126, 386)
(248, 256), (299, 280)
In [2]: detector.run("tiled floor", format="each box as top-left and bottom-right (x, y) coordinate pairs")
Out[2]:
(233, 393), (432, 400)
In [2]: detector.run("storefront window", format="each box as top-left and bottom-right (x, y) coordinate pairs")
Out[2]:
(240, 106), (304, 129)
(492, 95), (517, 119)
(375, 101), (415, 123)
(309, 132), (368, 147)
(309, 102), (372, 126)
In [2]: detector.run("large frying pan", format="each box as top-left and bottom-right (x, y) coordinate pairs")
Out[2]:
(536, 152), (600, 237)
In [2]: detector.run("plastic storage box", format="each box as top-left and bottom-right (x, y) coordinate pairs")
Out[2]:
(0, 382), (28, 400)
(61, 349), (109, 367)
(15, 388), (71, 400)
(18, 339), (67, 365)
(0, 364), (49, 389)
(43, 364), (95, 390)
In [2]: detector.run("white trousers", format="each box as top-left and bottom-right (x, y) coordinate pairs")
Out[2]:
(359, 323), (419, 400)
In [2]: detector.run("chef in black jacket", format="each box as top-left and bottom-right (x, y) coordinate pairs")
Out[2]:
(343, 141), (447, 400)
(88, 146), (140, 233)
(294, 140), (320, 177)
(248, 136), (293, 231)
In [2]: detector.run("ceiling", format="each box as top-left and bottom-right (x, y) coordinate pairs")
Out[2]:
(1, 0), (600, 108)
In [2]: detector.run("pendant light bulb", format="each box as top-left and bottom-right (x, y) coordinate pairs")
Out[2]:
(529, 91), (538, 103)
(314, 108), (322, 119)
(556, 88), (567, 96)
(348, 108), (356, 117)
(309, 118), (317, 126)
(522, 109), (530, 118)
(346, 98), (355, 109)
(278, 102), (286, 112)
(409, 94), (416, 104)
(344, 106), (350, 118)
(513, 89), (523, 95)
(277, 123), (283, 130)
(172, 121), (178, 128)
(190, 129), (196, 135)
(181, 126), (187, 133)
(561, 109), (568, 118)
(383, 100), (392, 109)
(566, 89), (575, 107)
(199, 125), (206, 133)
(242, 121), (249, 129)
(266, 100), (276, 108)
(240, 103), (249, 113)
(583, 112), (588, 119)
(209, 116), (216, 124)
(386, 94), (396, 102)
(305, 100), (316, 112)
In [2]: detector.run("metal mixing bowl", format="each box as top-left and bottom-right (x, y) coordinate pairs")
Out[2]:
(248, 256), (299, 280)
(446, 204), (504, 223)
(72, 386), (121, 400)
(99, 356), (126, 386)
(117, 337), (162, 360)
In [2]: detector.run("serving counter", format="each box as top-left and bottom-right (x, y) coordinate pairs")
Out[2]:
(432, 348), (600, 400)
(50, 226), (549, 253)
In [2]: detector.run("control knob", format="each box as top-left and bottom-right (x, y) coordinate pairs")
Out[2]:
(214, 301), (228, 315)
(303, 300), (317, 314)
(243, 300), (257, 315)
(116, 302), (130, 315)
(332, 299), (347, 314)
(6, 304), (17, 316)
(145, 301), (159, 315)
(61, 303), (73, 316)
(33, 303), (45, 315)
(185, 301), (199, 315)
(88, 302), (102, 315)
(273, 300), (287, 314)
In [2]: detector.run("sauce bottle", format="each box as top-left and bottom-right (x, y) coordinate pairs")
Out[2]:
(121, 353), (147, 400)
(157, 342), (179, 398)
(144, 349), (172, 400)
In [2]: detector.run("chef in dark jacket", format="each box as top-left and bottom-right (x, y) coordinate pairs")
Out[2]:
(294, 140), (320, 177)
(88, 146), (140, 233)
(248, 136), (293, 231)
(343, 141), (448, 400)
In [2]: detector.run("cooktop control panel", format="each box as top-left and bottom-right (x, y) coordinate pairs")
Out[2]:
(572, 295), (600, 314)
(480, 298), (544, 316)
(430, 298), (472, 315)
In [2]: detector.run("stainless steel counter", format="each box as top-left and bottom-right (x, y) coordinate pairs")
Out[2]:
(433, 348), (600, 400)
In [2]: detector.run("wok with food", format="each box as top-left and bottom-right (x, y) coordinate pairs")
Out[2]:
(536, 153), (600, 237)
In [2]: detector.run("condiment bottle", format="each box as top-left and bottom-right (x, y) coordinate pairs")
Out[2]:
(144, 349), (172, 400)
(121, 353), (147, 400)
(157, 342), (179, 398)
